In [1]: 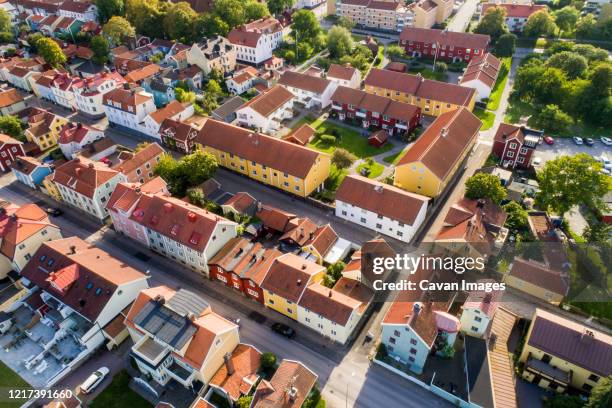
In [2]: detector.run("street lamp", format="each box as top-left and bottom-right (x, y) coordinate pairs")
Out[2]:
(432, 41), (440, 70)
(345, 372), (356, 408)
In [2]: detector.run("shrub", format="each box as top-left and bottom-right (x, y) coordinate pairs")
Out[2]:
(320, 134), (336, 143)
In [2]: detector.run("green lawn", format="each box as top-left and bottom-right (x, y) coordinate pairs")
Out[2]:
(0, 362), (30, 408)
(308, 120), (393, 158)
(90, 371), (152, 408)
(356, 161), (384, 178)
(408, 66), (447, 81)
(486, 57), (512, 111)
(474, 108), (495, 130)
(382, 150), (405, 165)
(325, 164), (348, 191)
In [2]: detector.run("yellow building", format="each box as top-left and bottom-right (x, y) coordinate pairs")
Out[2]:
(519, 308), (612, 394)
(24, 109), (68, 151)
(260, 253), (325, 320)
(394, 107), (481, 197)
(504, 258), (569, 305)
(364, 68), (476, 116)
(41, 173), (63, 202)
(195, 119), (330, 198)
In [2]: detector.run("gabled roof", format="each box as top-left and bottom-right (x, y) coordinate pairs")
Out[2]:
(278, 71), (333, 94)
(400, 27), (490, 50)
(256, 205), (296, 232)
(11, 155), (47, 176)
(298, 282), (361, 326)
(283, 124), (315, 146)
(124, 63), (162, 83)
(252, 360), (317, 408)
(302, 224), (338, 257)
(111, 142), (165, 178)
(493, 123), (543, 145)
(0, 88), (23, 108)
(0, 133), (23, 147)
(462, 279), (501, 317)
(482, 3), (546, 18)
(52, 157), (121, 198)
(327, 63), (358, 81)
(58, 122), (101, 145)
(209, 344), (261, 401)
(331, 85), (420, 123)
(279, 217), (318, 246)
(0, 202), (56, 259)
(260, 254), (325, 304)
(59, 0), (94, 13)
(228, 17), (282, 48)
(103, 87), (152, 112)
(148, 101), (190, 125)
(159, 118), (199, 142)
(239, 85), (294, 118)
(508, 258), (569, 296)
(460, 53), (501, 88)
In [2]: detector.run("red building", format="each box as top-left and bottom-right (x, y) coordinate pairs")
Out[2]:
(492, 123), (542, 169)
(330, 86), (421, 136)
(0, 134), (26, 172)
(399, 27), (490, 63)
(208, 237), (282, 303)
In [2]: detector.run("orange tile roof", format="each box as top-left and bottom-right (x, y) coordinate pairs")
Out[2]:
(327, 63), (358, 81)
(209, 344), (261, 400)
(0, 203), (55, 259)
(260, 254), (324, 303)
(239, 85), (294, 118)
(0, 88), (23, 108)
(298, 282), (361, 325)
(488, 307), (518, 408)
(52, 157), (121, 198)
(148, 101), (190, 125)
(252, 360), (317, 408)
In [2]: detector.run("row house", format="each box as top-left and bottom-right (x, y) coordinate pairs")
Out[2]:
(458, 53), (501, 101)
(235, 85), (295, 134)
(326, 63), (360, 89)
(107, 181), (238, 275)
(330, 86), (421, 136)
(492, 123), (542, 169)
(0, 87), (26, 115)
(399, 27), (491, 63)
(186, 36), (237, 75)
(278, 70), (338, 109)
(141, 100), (194, 140)
(0, 134), (26, 172)
(195, 119), (331, 198)
(413, 0), (453, 29)
(72, 71), (126, 118)
(14, 0), (61, 16)
(158, 118), (199, 154)
(32, 70), (60, 102)
(0, 202), (62, 279)
(338, 0), (414, 32)
(278, 219), (346, 265)
(394, 107), (481, 197)
(58, 122), (104, 159)
(225, 66), (272, 96)
(142, 77), (175, 108)
(110, 142), (164, 184)
(125, 286), (239, 389)
(0, 58), (42, 83)
(103, 85), (157, 135)
(58, 1), (97, 22)
(335, 175), (429, 243)
(24, 108), (69, 151)
(52, 157), (127, 221)
(481, 3), (547, 32)
(6, 65), (40, 91)
(11, 155), (54, 188)
(228, 17), (283, 65)
(364, 68), (476, 116)
(49, 72), (79, 110)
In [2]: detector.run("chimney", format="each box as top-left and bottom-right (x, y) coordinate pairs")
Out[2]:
(75, 167), (82, 177)
(288, 386), (298, 401)
(483, 293), (492, 304)
(328, 290), (332, 298)
(69, 245), (76, 255)
(123, 82), (130, 90)
(77, 123), (82, 129)
(223, 352), (235, 375)
(440, 127), (447, 137)
(413, 302), (421, 317)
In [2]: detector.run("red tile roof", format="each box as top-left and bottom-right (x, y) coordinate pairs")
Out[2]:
(298, 282), (361, 325)
(278, 71), (333, 94)
(283, 124), (315, 146)
(239, 85), (294, 118)
(228, 17), (283, 48)
(252, 360), (317, 408)
(52, 157), (121, 198)
(260, 254), (325, 303)
(0, 203), (56, 259)
(400, 27), (490, 50)
(256, 205), (296, 232)
(102, 87), (152, 112)
(331, 86), (420, 123)
(111, 142), (164, 182)
(0, 88), (23, 108)
(508, 258), (569, 297)
(482, 3), (546, 18)
(209, 344), (261, 401)
(327, 63), (358, 81)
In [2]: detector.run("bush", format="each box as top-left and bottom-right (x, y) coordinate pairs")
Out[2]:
(320, 134), (336, 143)
(434, 61), (448, 72)
(260, 352), (277, 371)
(376, 343), (388, 360)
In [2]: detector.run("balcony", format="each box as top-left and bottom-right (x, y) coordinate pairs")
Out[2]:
(132, 336), (170, 367)
(164, 360), (196, 386)
(525, 358), (571, 386)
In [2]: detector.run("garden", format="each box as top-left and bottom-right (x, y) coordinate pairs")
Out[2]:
(0, 362), (30, 408)
(307, 120), (393, 159)
(90, 371), (152, 408)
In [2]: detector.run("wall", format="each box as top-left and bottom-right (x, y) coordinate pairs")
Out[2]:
(381, 323), (430, 374)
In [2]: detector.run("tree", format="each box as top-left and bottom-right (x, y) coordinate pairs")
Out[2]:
(524, 10), (557, 38)
(544, 394), (586, 408)
(554, 6), (579, 35)
(266, 0), (294, 15)
(0, 116), (25, 140)
(327, 26), (353, 59)
(434, 61), (447, 72)
(90, 35), (110, 65)
(536, 153), (609, 216)
(573, 44), (608, 62)
(163, 2), (197, 42)
(236, 396), (253, 408)
(96, 0), (125, 24)
(331, 148), (356, 170)
(474, 6), (508, 41)
(134, 142), (150, 152)
(545, 51), (588, 79)
(583, 222), (612, 244)
(245, 0), (270, 21)
(154, 148), (218, 196)
(103, 16), (135, 45)
(260, 352), (277, 371)
(494, 33), (516, 57)
(291, 10), (321, 47)
(386, 45), (406, 60)
(213, 0), (247, 29)
(196, 13), (229, 37)
(35, 37), (67, 68)
(187, 187), (205, 207)
(465, 173), (507, 203)
(0, 9), (12, 43)
(0, 31), (13, 44)
(175, 87), (196, 103)
(125, 0), (165, 38)
(575, 14), (597, 38)
(337, 16), (356, 30)
(536, 104), (573, 133)
(26, 32), (44, 51)
(587, 375), (612, 408)
(503, 201), (530, 235)
(325, 261), (345, 287)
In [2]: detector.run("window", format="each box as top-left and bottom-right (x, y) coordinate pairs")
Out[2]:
(360, 217), (366, 223)
(471, 326), (479, 332)
(342, 211), (347, 216)
(583, 384), (593, 392)
(397, 231), (403, 237)
(409, 348), (417, 355)
(507, 151), (514, 158)
(474, 316), (482, 322)
(389, 337), (396, 344)
(541, 354), (552, 364)
(394, 330), (401, 337)
(509, 142), (517, 149)
(376, 223), (382, 229)
(408, 356), (415, 363)
(18, 244), (25, 250)
(588, 374), (600, 382)
(410, 338), (417, 345)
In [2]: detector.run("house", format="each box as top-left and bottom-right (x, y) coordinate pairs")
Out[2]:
(58, 1), (98, 22)
(220, 192), (258, 218)
(18, 237), (149, 382)
(107, 183), (238, 275)
(110, 143), (165, 184)
(52, 16), (83, 39)
(208, 237), (283, 303)
(0, 202), (62, 279)
(260, 254), (326, 319)
(124, 63), (162, 84)
(251, 360), (317, 408)
(400, 27), (491, 63)
(125, 285), (239, 388)
(330, 86), (422, 136)
(235, 85), (295, 134)
(394, 107), (481, 197)
(279, 221), (345, 265)
(283, 124), (316, 146)
(481, 3), (547, 32)
(159, 118), (200, 154)
(364, 68), (476, 116)
(195, 119), (331, 198)
(11, 156), (53, 188)
(142, 77), (175, 108)
(72, 71), (126, 118)
(460, 281), (501, 338)
(335, 175), (430, 243)
(211, 96), (245, 123)
(459, 53), (501, 101)
(103, 85), (157, 135)
(0, 134), (25, 172)
(0, 87), (26, 115)
(24, 108), (69, 151)
(255, 205), (297, 234)
(49, 72), (79, 110)
(186, 36), (236, 75)
(58, 122), (105, 159)
(206, 343), (261, 404)
(52, 157), (127, 221)
(225, 66), (259, 95)
(505, 258), (569, 305)
(413, 0), (453, 29)
(326, 63), (361, 89)
(77, 137), (117, 162)
(492, 123), (542, 169)
(31, 71), (58, 103)
(228, 17), (283, 65)
(278, 71), (338, 109)
(141, 100), (194, 140)
(341, 237), (396, 288)
(518, 308), (612, 394)
(6, 65), (39, 91)
(337, 0), (415, 32)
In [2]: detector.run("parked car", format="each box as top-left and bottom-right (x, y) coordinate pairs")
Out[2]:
(598, 156), (612, 170)
(584, 138), (595, 146)
(45, 207), (63, 216)
(573, 137), (583, 145)
(80, 367), (110, 394)
(543, 136), (554, 145)
(601, 137), (612, 146)
(532, 157), (542, 166)
(271, 322), (296, 339)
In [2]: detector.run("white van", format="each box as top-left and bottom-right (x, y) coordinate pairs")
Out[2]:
(80, 367), (110, 394)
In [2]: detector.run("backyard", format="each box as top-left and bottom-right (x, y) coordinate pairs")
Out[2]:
(307, 120), (394, 158)
(357, 160), (385, 179)
(474, 108), (495, 131)
(0, 362), (29, 408)
(90, 371), (152, 408)
(486, 57), (512, 111)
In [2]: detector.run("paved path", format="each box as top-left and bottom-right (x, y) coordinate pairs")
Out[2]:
(447, 0), (480, 33)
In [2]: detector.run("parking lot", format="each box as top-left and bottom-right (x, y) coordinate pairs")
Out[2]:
(533, 137), (611, 168)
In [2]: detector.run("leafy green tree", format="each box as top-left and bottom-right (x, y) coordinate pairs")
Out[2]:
(26, 32), (44, 51)
(103, 16), (135, 45)
(386, 45), (406, 60)
(213, 0), (247, 29)
(260, 352), (277, 370)
(434, 61), (447, 72)
(291, 10), (321, 47)
(325, 261), (345, 284)
(266, 0), (294, 15)
(331, 148), (356, 170)
(545, 41), (574, 56)
(545, 51), (588, 79)
(245, 0), (270, 21)
(0, 8), (10, 32)
(536, 153), (609, 216)
(0, 116), (25, 140)
(536, 104), (573, 133)
(337, 16), (356, 30)
(0, 31), (13, 44)
(474, 6), (508, 41)
(187, 187), (205, 207)
(196, 13), (230, 37)
(544, 394), (586, 408)
(125, 0), (165, 38)
(175, 87), (196, 103)
(503, 201), (530, 235)
(163, 2), (197, 42)
(575, 14), (597, 38)
(236, 396), (253, 408)
(587, 375), (612, 408)
(96, 0), (125, 24)
(465, 173), (507, 204)
(554, 6), (579, 35)
(134, 142), (150, 153)
(327, 26), (353, 59)
(91, 35), (110, 65)
(573, 44), (608, 62)
(524, 10), (557, 37)
(35, 37), (67, 68)
(154, 148), (218, 196)
(494, 33), (516, 57)
(583, 222), (612, 244)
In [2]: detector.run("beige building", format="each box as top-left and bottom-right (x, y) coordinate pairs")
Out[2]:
(186, 36), (237, 75)
(414, 0), (453, 29)
(338, 0), (414, 32)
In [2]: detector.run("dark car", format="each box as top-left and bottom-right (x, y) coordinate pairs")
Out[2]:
(45, 207), (63, 216)
(584, 137), (595, 146)
(271, 322), (296, 339)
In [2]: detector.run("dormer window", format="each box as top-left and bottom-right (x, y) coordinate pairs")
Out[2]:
(47, 259), (55, 266)
(39, 255), (47, 262)
(170, 224), (180, 236)
(86, 282), (94, 290)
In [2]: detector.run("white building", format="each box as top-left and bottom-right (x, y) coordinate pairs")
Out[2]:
(32, 71), (58, 103)
(335, 175), (429, 243)
(52, 157), (127, 221)
(72, 71), (126, 118)
(103, 86), (157, 135)
(481, 3), (547, 32)
(235, 85), (294, 134)
(458, 53), (501, 102)
(58, 1), (98, 22)
(225, 66), (259, 95)
(227, 17), (283, 65)
(186, 36), (237, 75)
(6, 66), (38, 91)
(278, 71), (338, 109)
(326, 63), (361, 89)
(50, 73), (78, 110)
(140, 100), (194, 140)
(460, 281), (501, 338)
(58, 122), (105, 159)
